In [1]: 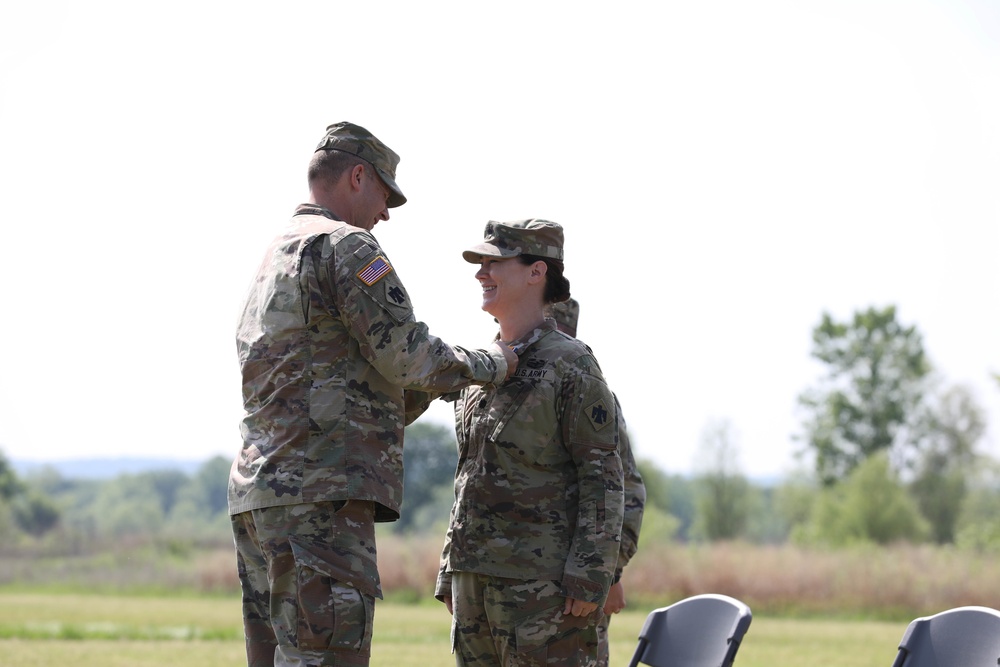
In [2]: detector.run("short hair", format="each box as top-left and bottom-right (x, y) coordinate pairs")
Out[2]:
(308, 149), (367, 186)
(518, 254), (571, 304)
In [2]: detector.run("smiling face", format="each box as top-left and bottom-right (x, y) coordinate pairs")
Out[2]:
(474, 256), (547, 321)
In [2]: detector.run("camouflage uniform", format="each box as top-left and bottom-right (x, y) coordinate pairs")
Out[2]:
(433, 220), (626, 666)
(597, 405), (646, 666)
(229, 123), (509, 667)
(547, 299), (646, 667)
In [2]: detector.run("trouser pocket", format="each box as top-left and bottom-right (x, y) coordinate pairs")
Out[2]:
(290, 538), (376, 652)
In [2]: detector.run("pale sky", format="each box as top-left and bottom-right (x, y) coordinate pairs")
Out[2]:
(1, 0), (998, 479)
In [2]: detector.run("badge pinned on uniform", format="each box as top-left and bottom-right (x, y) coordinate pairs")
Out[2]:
(357, 256), (393, 286)
(586, 399), (612, 431)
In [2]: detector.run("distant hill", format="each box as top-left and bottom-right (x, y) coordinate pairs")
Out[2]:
(11, 457), (210, 480)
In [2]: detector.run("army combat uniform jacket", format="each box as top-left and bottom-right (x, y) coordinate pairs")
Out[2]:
(229, 205), (507, 521)
(613, 402), (646, 584)
(436, 320), (625, 605)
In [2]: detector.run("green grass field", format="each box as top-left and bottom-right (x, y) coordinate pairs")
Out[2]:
(0, 592), (906, 666)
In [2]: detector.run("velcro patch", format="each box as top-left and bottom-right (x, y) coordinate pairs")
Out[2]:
(357, 256), (393, 286)
(586, 399), (612, 431)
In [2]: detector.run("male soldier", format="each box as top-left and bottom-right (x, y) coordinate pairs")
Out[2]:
(229, 122), (517, 667)
(547, 297), (646, 667)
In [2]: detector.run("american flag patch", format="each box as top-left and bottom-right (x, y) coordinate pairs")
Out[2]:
(357, 256), (393, 286)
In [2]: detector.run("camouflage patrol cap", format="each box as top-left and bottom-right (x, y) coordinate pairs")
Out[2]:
(315, 121), (406, 208)
(462, 219), (564, 264)
(546, 297), (580, 337)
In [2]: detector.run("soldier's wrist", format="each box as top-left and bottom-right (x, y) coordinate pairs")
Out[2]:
(486, 343), (508, 384)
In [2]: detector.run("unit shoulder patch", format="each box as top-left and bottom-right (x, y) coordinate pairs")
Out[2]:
(586, 398), (613, 431)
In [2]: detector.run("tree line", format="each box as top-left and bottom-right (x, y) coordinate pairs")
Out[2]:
(1, 304), (997, 554)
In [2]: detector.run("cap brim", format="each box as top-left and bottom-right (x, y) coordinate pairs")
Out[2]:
(375, 168), (406, 208)
(462, 243), (522, 264)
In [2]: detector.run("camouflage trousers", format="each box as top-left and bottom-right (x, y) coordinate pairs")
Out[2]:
(231, 500), (381, 667)
(595, 612), (612, 667)
(451, 572), (603, 667)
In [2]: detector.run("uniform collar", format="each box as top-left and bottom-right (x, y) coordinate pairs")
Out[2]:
(294, 203), (340, 220)
(501, 319), (558, 355)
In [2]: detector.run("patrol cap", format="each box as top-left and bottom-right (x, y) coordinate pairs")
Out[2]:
(546, 298), (579, 337)
(315, 121), (407, 208)
(462, 219), (564, 264)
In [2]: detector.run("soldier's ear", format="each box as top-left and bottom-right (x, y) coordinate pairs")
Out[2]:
(348, 164), (365, 192)
(528, 260), (548, 283)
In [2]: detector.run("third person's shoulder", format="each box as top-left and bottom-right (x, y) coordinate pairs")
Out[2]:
(547, 331), (606, 377)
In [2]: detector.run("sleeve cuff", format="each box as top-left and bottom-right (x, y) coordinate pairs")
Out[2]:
(487, 343), (509, 384)
(559, 574), (607, 605)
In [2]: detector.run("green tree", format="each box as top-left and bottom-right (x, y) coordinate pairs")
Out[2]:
(636, 459), (696, 541)
(145, 469), (190, 516)
(0, 450), (20, 546)
(631, 458), (686, 544)
(395, 422), (458, 533)
(11, 492), (60, 536)
(30, 473), (101, 544)
(635, 504), (681, 547)
(798, 305), (930, 486)
(0, 450), (24, 500)
(635, 458), (671, 512)
(795, 452), (928, 546)
(692, 419), (751, 541)
(745, 484), (791, 544)
(0, 450), (60, 539)
(771, 472), (819, 537)
(908, 385), (985, 543)
(87, 474), (168, 540)
(164, 457), (232, 542)
(190, 456), (231, 516)
(955, 462), (1000, 552)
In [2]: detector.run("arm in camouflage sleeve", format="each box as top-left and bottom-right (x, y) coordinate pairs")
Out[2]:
(559, 364), (625, 605)
(434, 501), (456, 603)
(403, 389), (464, 426)
(614, 399), (646, 583)
(403, 390), (437, 426)
(319, 232), (508, 390)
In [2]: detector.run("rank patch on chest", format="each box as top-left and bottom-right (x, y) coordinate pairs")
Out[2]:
(586, 399), (612, 431)
(357, 256), (393, 286)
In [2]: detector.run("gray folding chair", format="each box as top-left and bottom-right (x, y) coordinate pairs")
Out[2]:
(890, 605), (1000, 667)
(627, 593), (752, 667)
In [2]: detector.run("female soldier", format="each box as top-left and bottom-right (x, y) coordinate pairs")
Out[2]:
(434, 219), (625, 667)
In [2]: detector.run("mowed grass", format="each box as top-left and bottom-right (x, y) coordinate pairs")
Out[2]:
(0, 592), (906, 666)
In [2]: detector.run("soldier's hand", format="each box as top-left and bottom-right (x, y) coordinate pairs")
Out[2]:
(500, 342), (518, 379)
(603, 581), (626, 615)
(442, 595), (453, 615)
(564, 597), (599, 617)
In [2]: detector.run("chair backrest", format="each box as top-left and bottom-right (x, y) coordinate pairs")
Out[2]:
(627, 593), (753, 667)
(890, 605), (1000, 667)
